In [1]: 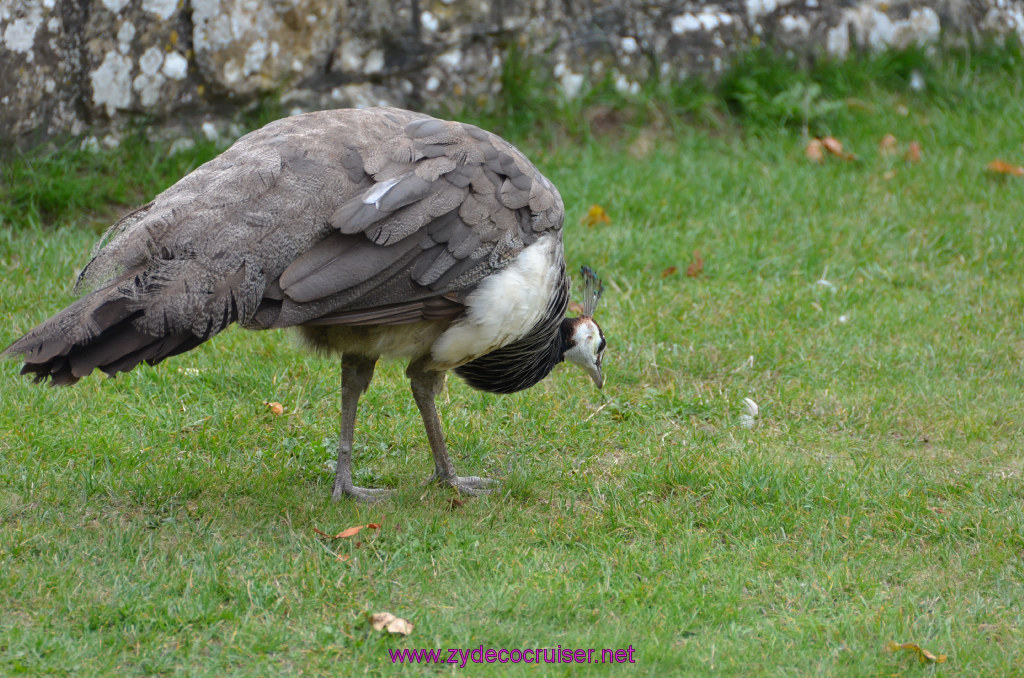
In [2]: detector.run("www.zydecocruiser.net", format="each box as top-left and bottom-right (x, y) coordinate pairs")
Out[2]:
(390, 645), (637, 667)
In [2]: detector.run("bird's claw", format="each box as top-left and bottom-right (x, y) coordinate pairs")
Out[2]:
(427, 473), (496, 495)
(332, 483), (392, 503)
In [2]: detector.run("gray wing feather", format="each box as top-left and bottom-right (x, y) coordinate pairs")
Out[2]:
(499, 179), (532, 209)
(405, 117), (450, 138)
(375, 174), (433, 212)
(447, 223), (481, 259)
(414, 248), (458, 286)
(529, 180), (557, 212)
(279, 231), (423, 303)
(414, 156), (457, 181)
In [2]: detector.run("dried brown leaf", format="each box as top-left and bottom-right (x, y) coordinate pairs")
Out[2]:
(568, 301), (584, 315)
(661, 266), (677, 278)
(879, 133), (898, 154)
(905, 141), (922, 164)
(987, 159), (1024, 176)
(264, 401), (284, 415)
(821, 136), (845, 156)
(337, 525), (366, 538)
(581, 204), (611, 227)
(820, 136), (857, 160)
(886, 641), (947, 664)
(370, 612), (414, 635)
(314, 523), (382, 539)
(808, 137), (856, 162)
(805, 139), (824, 163)
(686, 251), (704, 278)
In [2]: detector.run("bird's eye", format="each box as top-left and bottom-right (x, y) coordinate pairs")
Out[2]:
(597, 336), (607, 354)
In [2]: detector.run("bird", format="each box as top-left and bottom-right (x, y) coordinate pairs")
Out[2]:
(3, 107), (607, 502)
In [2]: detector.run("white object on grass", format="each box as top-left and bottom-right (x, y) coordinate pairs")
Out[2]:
(739, 397), (759, 429)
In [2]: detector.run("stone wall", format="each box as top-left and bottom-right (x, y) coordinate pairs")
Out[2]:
(2, 0), (1022, 149)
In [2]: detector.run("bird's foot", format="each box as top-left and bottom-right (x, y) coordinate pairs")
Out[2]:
(427, 472), (497, 495)
(332, 482), (392, 503)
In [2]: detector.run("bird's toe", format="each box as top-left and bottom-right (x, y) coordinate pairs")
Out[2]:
(332, 484), (392, 503)
(429, 473), (497, 495)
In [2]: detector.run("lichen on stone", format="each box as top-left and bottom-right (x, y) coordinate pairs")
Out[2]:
(3, 0), (1024, 149)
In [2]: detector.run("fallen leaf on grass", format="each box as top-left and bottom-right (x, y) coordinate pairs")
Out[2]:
(821, 136), (857, 160)
(987, 159), (1024, 176)
(821, 136), (844, 155)
(879, 133), (898, 154)
(581, 204), (611, 226)
(807, 137), (855, 162)
(661, 266), (677, 277)
(264, 401), (284, 415)
(371, 612), (414, 635)
(314, 523), (382, 539)
(568, 301), (584, 315)
(686, 251), (704, 278)
(905, 141), (922, 164)
(805, 138), (824, 163)
(447, 497), (468, 510)
(886, 641), (947, 664)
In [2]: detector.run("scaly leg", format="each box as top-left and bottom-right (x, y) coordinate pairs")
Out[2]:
(406, 358), (495, 494)
(332, 354), (390, 502)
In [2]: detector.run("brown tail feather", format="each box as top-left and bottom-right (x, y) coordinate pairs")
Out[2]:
(4, 287), (209, 386)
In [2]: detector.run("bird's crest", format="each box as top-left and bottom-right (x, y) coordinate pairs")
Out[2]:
(580, 266), (604, 317)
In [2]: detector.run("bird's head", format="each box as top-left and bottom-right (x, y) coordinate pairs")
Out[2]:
(562, 266), (606, 389)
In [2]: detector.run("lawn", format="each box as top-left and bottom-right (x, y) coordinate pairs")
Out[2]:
(1, 50), (1023, 675)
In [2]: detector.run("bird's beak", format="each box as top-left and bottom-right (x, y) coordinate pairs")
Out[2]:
(587, 364), (604, 390)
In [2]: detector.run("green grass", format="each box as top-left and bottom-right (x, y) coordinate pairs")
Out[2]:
(2, 49), (1024, 675)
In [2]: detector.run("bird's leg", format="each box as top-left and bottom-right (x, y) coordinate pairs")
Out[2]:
(332, 354), (390, 502)
(406, 358), (495, 495)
